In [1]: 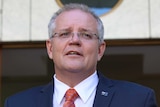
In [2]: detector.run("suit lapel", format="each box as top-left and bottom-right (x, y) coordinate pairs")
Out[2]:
(35, 73), (115, 107)
(93, 73), (116, 107)
(37, 81), (54, 107)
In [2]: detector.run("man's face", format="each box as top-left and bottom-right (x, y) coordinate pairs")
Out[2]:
(46, 9), (106, 74)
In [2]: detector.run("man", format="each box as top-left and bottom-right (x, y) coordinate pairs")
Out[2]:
(4, 3), (157, 107)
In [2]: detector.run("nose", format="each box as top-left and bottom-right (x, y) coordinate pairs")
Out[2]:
(69, 32), (81, 46)
(71, 32), (80, 40)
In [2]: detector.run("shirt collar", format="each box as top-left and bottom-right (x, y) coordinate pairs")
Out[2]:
(54, 71), (99, 104)
(75, 71), (98, 103)
(54, 75), (70, 105)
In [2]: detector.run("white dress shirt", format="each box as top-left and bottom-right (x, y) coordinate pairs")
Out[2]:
(53, 71), (99, 107)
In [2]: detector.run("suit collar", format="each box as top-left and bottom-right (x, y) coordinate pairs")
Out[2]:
(37, 81), (54, 107)
(35, 72), (115, 107)
(93, 72), (116, 107)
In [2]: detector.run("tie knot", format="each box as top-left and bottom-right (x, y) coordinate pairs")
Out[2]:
(65, 88), (79, 102)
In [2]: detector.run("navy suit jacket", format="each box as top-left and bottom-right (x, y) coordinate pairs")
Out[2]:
(4, 73), (157, 107)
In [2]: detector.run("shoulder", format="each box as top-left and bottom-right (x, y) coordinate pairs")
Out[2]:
(97, 73), (157, 106)
(108, 79), (157, 106)
(5, 85), (44, 103)
(113, 79), (154, 93)
(4, 82), (53, 107)
(98, 72), (154, 94)
(7, 81), (52, 99)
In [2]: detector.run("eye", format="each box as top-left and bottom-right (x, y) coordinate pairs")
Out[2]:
(81, 32), (92, 39)
(59, 32), (71, 38)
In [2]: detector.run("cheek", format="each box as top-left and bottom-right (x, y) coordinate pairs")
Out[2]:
(51, 43), (64, 60)
(85, 45), (99, 60)
(52, 46), (60, 59)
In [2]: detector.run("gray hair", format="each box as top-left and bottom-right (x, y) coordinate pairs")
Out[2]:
(48, 3), (104, 43)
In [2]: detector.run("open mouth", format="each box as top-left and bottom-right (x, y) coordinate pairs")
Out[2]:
(66, 51), (82, 56)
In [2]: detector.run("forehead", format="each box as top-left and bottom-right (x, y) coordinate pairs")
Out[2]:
(54, 9), (98, 31)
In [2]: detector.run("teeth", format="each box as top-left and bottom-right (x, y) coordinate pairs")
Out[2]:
(69, 52), (77, 54)
(67, 51), (80, 55)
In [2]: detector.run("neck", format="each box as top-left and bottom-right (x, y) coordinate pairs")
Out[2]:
(55, 70), (95, 87)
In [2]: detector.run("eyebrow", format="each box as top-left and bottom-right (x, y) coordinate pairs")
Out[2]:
(58, 27), (92, 33)
(78, 28), (92, 32)
(58, 27), (72, 32)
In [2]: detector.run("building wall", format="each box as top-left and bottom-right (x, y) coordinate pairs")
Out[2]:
(0, 0), (160, 41)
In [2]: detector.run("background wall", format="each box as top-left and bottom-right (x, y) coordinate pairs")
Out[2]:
(0, 0), (160, 41)
(2, 45), (160, 76)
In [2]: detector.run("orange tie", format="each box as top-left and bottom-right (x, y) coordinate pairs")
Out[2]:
(63, 88), (79, 107)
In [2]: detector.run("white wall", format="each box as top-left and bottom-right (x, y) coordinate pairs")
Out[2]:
(1, 0), (58, 41)
(0, 0), (160, 41)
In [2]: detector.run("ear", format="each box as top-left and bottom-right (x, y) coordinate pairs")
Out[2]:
(97, 41), (106, 61)
(46, 39), (53, 59)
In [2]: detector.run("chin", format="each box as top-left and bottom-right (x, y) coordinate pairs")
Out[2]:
(66, 66), (84, 72)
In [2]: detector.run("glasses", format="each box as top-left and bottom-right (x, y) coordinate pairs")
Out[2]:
(51, 31), (99, 41)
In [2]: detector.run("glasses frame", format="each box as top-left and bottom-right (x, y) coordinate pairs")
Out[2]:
(51, 31), (99, 41)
